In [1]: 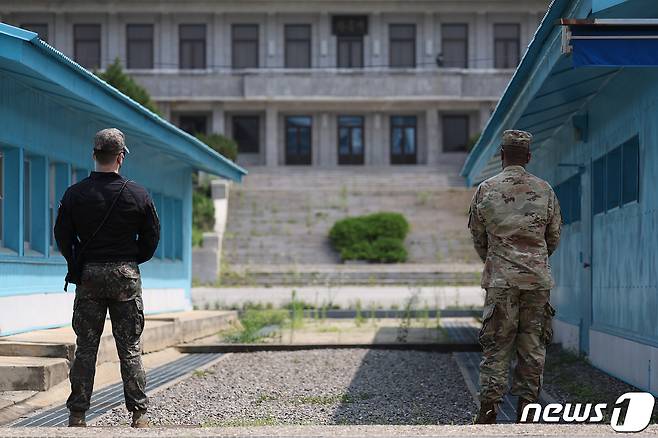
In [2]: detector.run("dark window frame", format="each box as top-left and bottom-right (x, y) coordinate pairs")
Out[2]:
(337, 35), (364, 68)
(592, 135), (640, 216)
(390, 115), (418, 165)
(178, 114), (208, 136)
(232, 115), (261, 154)
(389, 23), (416, 68)
(126, 23), (154, 69)
(232, 23), (260, 69)
(494, 23), (520, 69)
(337, 115), (365, 165)
(179, 23), (207, 69)
(285, 116), (313, 165)
(21, 23), (49, 42)
(73, 23), (102, 69)
(441, 23), (468, 68)
(284, 24), (312, 68)
(442, 114), (470, 152)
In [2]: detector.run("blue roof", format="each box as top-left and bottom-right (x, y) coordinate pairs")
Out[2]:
(0, 22), (246, 182)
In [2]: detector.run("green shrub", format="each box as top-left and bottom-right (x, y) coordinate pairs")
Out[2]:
(96, 58), (161, 115)
(196, 133), (238, 162)
(192, 184), (215, 247)
(329, 212), (409, 263)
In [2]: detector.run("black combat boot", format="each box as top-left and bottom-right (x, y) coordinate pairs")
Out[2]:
(516, 397), (536, 423)
(131, 409), (148, 428)
(474, 402), (498, 424)
(68, 410), (86, 427)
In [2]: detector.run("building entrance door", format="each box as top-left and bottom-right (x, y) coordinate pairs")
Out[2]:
(285, 116), (312, 165)
(390, 116), (417, 164)
(338, 116), (364, 165)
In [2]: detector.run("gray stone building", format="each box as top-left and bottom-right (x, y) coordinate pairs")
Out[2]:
(1, 0), (547, 168)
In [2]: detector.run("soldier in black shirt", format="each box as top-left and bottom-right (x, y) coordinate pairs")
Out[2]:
(54, 128), (160, 428)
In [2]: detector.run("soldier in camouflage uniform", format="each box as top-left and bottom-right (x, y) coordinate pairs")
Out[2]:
(55, 128), (160, 428)
(468, 130), (562, 424)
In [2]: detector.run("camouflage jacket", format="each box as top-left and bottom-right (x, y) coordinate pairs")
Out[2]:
(468, 165), (562, 290)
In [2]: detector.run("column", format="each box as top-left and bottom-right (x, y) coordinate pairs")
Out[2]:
(423, 13), (435, 67)
(479, 102), (492, 131)
(265, 12), (277, 68)
(160, 13), (176, 69)
(371, 12), (381, 65)
(106, 13), (120, 68)
(54, 13), (71, 56)
(319, 12), (331, 68)
(425, 108), (440, 165)
(475, 12), (488, 69)
(212, 13), (225, 71)
(212, 103), (225, 134)
(265, 106), (278, 166)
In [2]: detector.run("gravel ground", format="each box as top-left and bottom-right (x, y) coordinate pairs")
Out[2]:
(95, 349), (476, 427)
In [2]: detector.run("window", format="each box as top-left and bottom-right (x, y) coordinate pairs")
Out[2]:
(285, 24), (311, 68)
(390, 116), (417, 164)
(178, 115), (208, 135)
(179, 24), (206, 69)
(442, 115), (470, 152)
(127, 24), (154, 69)
(21, 23), (48, 42)
(494, 24), (520, 69)
(622, 136), (640, 204)
(593, 136), (640, 215)
(49, 163), (56, 252)
(338, 116), (365, 165)
(441, 24), (468, 68)
(232, 24), (259, 69)
(163, 196), (174, 259)
(285, 116), (312, 165)
(592, 156), (606, 215)
(337, 36), (363, 68)
(152, 193), (164, 258)
(74, 24), (101, 69)
(334, 16), (367, 68)
(554, 174), (581, 225)
(232, 116), (260, 154)
(606, 147), (622, 210)
(23, 158), (30, 248)
(174, 199), (183, 260)
(389, 24), (416, 68)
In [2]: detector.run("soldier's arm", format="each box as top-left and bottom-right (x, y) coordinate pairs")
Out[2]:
(136, 193), (161, 264)
(545, 187), (562, 256)
(54, 190), (75, 265)
(468, 185), (488, 262)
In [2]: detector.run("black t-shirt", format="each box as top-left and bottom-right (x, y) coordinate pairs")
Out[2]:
(54, 171), (160, 266)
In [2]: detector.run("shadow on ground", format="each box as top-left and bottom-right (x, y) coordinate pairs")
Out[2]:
(331, 336), (476, 425)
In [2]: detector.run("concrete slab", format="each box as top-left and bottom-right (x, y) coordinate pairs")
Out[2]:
(0, 357), (69, 392)
(0, 342), (75, 362)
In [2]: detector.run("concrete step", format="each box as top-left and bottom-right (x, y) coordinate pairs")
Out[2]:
(0, 311), (237, 392)
(0, 342), (75, 362)
(0, 357), (69, 392)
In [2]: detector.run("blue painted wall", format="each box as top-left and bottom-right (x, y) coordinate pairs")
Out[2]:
(0, 68), (193, 301)
(530, 68), (658, 348)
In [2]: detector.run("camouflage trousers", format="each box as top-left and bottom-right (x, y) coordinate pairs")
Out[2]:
(478, 287), (555, 405)
(66, 262), (148, 413)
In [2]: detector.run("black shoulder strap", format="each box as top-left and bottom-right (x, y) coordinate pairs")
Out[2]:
(75, 179), (130, 263)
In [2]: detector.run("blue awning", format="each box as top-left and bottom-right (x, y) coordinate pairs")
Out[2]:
(569, 21), (658, 67)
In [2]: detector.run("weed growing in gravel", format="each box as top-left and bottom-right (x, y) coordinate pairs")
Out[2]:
(354, 299), (365, 327)
(222, 308), (287, 343)
(192, 369), (215, 378)
(255, 393), (279, 404)
(201, 416), (279, 427)
(296, 392), (372, 405)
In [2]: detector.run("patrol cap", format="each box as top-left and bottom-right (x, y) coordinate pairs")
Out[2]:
(93, 128), (130, 155)
(501, 129), (532, 151)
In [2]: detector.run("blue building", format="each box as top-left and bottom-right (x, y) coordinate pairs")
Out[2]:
(0, 23), (246, 336)
(463, 0), (658, 394)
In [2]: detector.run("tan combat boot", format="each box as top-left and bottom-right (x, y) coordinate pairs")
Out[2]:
(68, 411), (86, 427)
(474, 402), (498, 424)
(516, 398), (536, 423)
(131, 409), (149, 428)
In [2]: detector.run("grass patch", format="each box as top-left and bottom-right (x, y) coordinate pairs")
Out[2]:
(192, 369), (215, 378)
(295, 392), (372, 405)
(222, 308), (288, 343)
(201, 416), (279, 427)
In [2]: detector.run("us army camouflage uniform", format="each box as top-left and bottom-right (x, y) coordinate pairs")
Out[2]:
(468, 131), (562, 407)
(66, 262), (148, 413)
